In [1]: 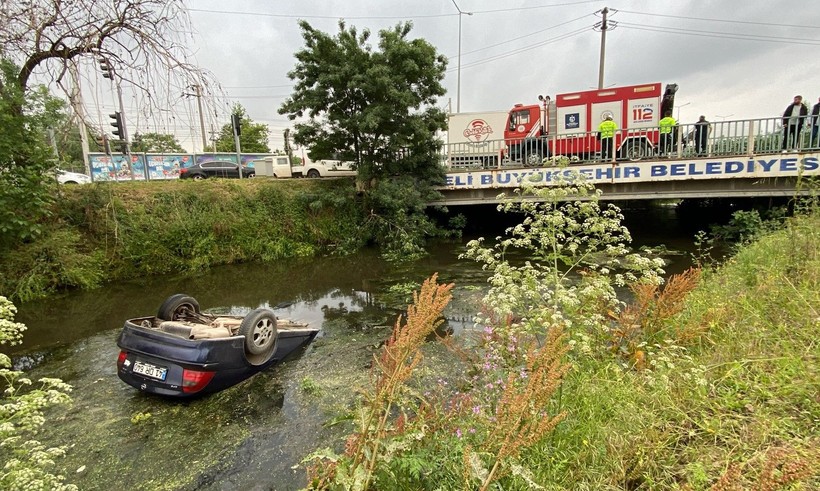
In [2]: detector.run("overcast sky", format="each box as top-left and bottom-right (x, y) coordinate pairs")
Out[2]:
(119, 0), (820, 152)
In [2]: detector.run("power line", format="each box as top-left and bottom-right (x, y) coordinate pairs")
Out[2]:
(188, 7), (455, 20)
(616, 9), (820, 30)
(453, 26), (591, 71)
(617, 22), (820, 46)
(223, 84), (293, 89)
(188, 2), (601, 21)
(448, 13), (595, 59)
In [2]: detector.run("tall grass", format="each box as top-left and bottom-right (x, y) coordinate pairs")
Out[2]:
(0, 179), (364, 301)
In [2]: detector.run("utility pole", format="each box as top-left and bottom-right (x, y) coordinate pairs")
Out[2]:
(597, 7), (609, 90)
(99, 56), (133, 180)
(451, 0), (472, 113)
(68, 61), (91, 175)
(192, 84), (208, 152)
(232, 114), (243, 179)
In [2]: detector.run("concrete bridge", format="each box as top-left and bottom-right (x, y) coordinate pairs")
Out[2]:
(433, 116), (820, 205)
(433, 152), (819, 205)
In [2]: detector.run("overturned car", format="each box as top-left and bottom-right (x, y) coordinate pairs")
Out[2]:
(116, 294), (319, 397)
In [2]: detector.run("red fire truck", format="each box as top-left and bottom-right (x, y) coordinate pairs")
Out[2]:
(504, 82), (678, 165)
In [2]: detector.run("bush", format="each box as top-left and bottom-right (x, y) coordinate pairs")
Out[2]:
(0, 296), (76, 490)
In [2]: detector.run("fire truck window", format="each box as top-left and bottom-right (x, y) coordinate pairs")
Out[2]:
(513, 111), (530, 126)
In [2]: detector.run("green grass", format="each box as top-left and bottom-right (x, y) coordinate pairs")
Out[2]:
(0, 178), (365, 301)
(516, 211), (820, 490)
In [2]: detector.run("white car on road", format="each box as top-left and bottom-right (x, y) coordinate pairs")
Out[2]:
(57, 169), (92, 184)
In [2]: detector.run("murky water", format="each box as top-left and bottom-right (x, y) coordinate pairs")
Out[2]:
(11, 206), (701, 491)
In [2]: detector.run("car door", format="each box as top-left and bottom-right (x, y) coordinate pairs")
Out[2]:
(225, 163), (241, 178)
(200, 161), (223, 178)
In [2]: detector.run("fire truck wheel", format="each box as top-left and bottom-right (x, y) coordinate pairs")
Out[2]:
(621, 140), (650, 161)
(524, 147), (543, 166)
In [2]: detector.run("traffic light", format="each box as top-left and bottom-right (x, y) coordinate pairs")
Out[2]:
(94, 134), (111, 154)
(231, 114), (242, 136)
(98, 57), (113, 79)
(110, 111), (123, 138)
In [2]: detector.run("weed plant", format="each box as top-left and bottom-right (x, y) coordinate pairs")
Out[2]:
(0, 296), (75, 490)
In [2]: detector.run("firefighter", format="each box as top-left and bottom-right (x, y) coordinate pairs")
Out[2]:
(598, 115), (617, 162)
(659, 112), (677, 157)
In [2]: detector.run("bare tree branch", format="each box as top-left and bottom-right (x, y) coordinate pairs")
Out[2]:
(1, 0), (225, 128)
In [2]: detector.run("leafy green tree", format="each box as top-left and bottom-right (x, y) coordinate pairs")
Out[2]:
(131, 132), (187, 153)
(0, 58), (60, 251)
(279, 21), (450, 259)
(213, 104), (270, 153)
(280, 20), (447, 189)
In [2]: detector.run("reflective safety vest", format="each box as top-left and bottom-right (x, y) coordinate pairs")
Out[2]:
(659, 116), (677, 134)
(598, 119), (617, 138)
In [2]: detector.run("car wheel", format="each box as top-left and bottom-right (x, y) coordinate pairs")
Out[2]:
(239, 308), (278, 357)
(192, 174), (205, 180)
(307, 169), (320, 178)
(157, 294), (201, 321)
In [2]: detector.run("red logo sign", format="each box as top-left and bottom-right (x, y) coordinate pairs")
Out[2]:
(463, 119), (495, 143)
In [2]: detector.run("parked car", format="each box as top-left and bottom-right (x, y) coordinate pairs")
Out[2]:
(179, 161), (255, 180)
(116, 294), (319, 397)
(57, 169), (92, 184)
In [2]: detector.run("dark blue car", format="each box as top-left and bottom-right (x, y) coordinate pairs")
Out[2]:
(116, 294), (319, 397)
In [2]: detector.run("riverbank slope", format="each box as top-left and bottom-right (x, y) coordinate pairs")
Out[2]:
(0, 179), (363, 301)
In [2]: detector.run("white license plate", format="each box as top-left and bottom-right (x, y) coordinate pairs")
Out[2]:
(133, 361), (167, 381)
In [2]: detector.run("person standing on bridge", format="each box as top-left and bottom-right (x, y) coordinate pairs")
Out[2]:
(598, 115), (617, 162)
(693, 115), (711, 156)
(811, 97), (820, 149)
(658, 112), (677, 157)
(781, 95), (808, 151)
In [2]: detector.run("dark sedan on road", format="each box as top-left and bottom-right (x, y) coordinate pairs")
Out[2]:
(179, 160), (255, 180)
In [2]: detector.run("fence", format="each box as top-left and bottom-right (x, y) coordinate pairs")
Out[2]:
(441, 115), (820, 170)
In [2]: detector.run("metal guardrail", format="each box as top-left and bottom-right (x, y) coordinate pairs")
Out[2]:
(441, 115), (820, 170)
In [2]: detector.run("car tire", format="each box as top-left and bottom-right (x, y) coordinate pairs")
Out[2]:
(192, 174), (205, 180)
(239, 308), (278, 357)
(307, 169), (320, 178)
(157, 294), (201, 321)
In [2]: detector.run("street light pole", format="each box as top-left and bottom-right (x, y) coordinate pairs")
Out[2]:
(676, 102), (691, 121)
(451, 0), (472, 113)
(597, 7), (609, 90)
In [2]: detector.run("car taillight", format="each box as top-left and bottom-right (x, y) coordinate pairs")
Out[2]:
(180, 167), (188, 174)
(117, 350), (127, 368)
(182, 369), (215, 393)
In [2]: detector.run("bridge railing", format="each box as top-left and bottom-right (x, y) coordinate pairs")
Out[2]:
(440, 115), (820, 170)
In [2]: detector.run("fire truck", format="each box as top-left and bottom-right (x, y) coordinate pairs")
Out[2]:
(504, 82), (678, 165)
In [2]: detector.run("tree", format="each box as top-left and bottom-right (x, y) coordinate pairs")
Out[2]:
(279, 21), (450, 260)
(0, 58), (60, 251)
(131, 132), (187, 153)
(0, 0), (220, 165)
(213, 104), (271, 153)
(279, 21), (448, 189)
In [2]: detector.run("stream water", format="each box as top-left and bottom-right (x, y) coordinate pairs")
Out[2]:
(11, 204), (703, 490)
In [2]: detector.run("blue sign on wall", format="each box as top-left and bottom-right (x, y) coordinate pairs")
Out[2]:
(565, 113), (580, 130)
